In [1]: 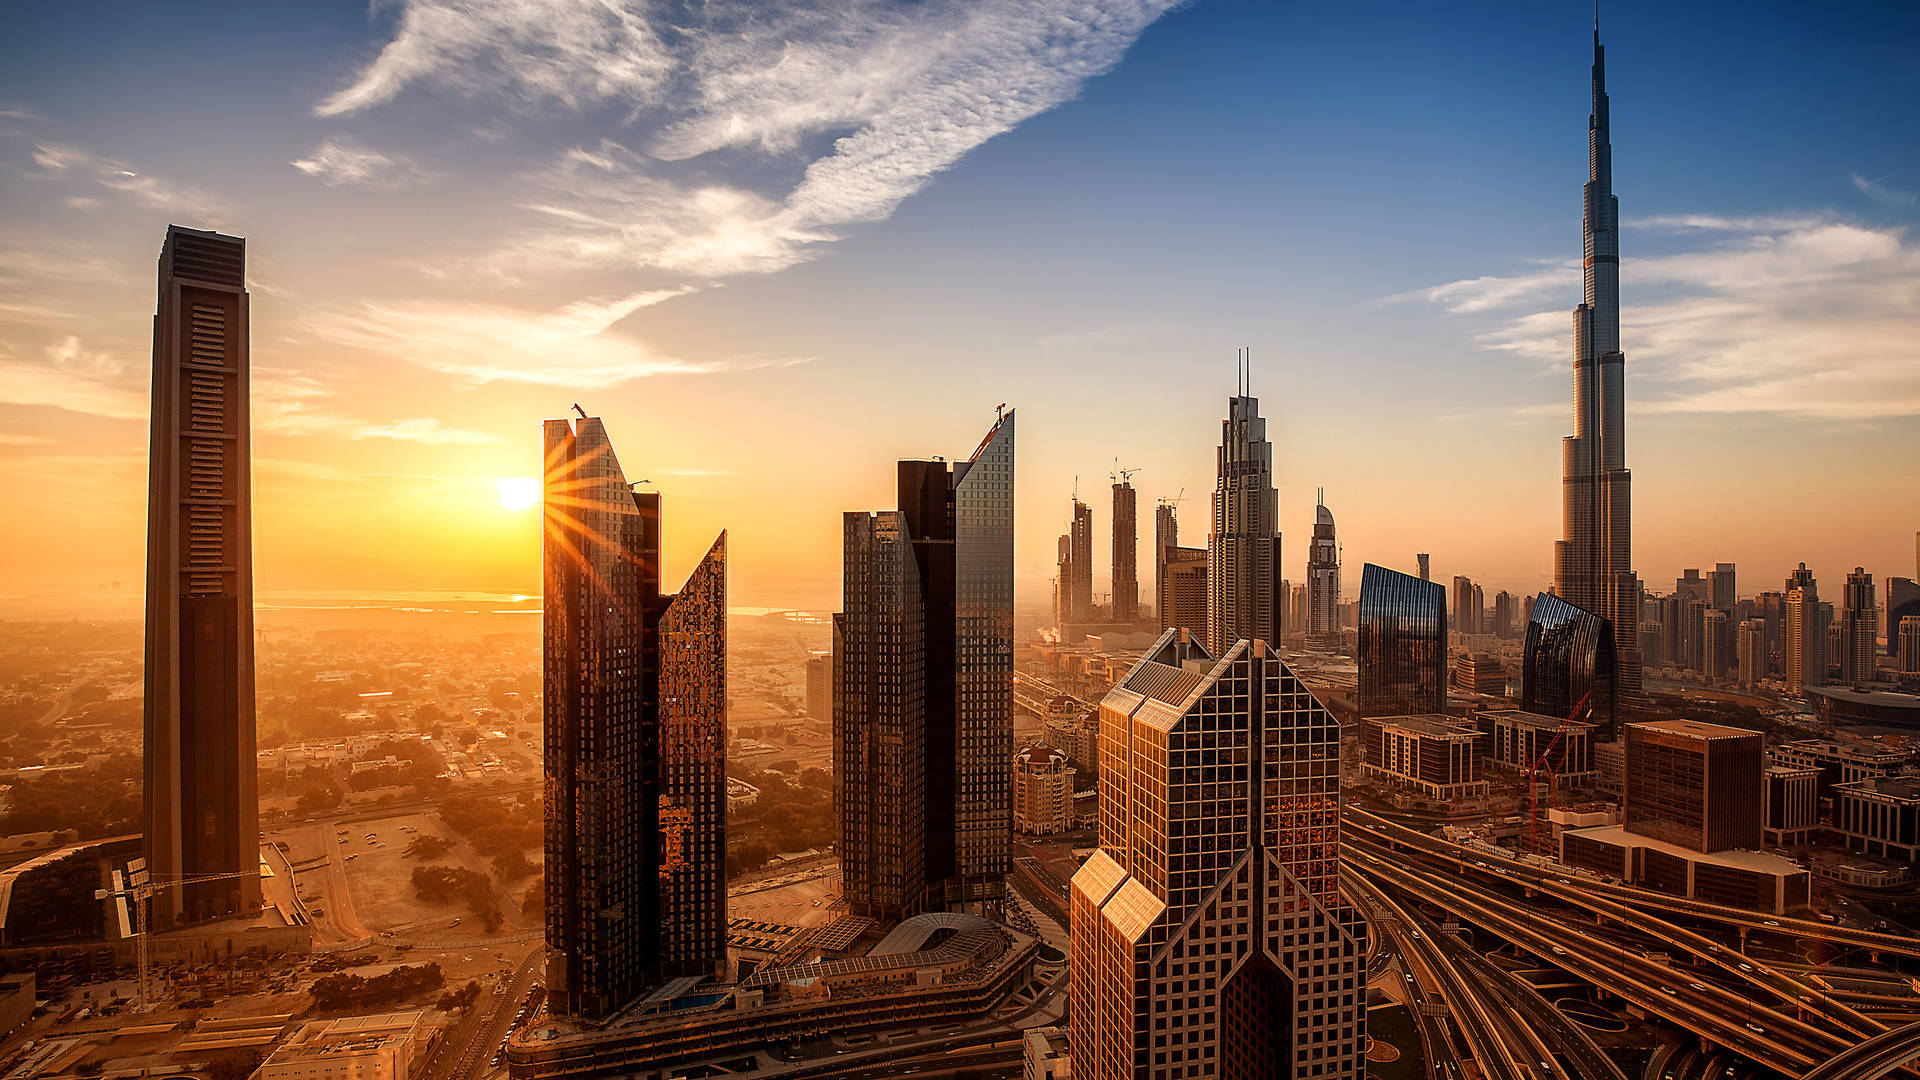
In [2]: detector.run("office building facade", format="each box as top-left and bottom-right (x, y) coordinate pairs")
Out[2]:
(837, 411), (1015, 918)
(1071, 631), (1364, 1080)
(1013, 746), (1078, 837)
(1623, 720), (1763, 853)
(1159, 546), (1209, 638)
(143, 226), (262, 929)
(1356, 563), (1447, 718)
(543, 415), (727, 1018)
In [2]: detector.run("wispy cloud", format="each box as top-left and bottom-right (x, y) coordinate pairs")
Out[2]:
(0, 335), (146, 419)
(306, 287), (708, 388)
(1393, 212), (1920, 420)
(1852, 172), (1917, 207)
(30, 142), (223, 220)
(253, 369), (499, 444)
(291, 136), (431, 187)
(319, 0), (1177, 285)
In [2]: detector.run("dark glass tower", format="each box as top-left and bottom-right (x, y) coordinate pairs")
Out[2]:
(837, 410), (1014, 918)
(1554, 28), (1643, 701)
(542, 414), (727, 1019)
(1209, 349), (1283, 653)
(1522, 592), (1618, 736)
(144, 225), (262, 930)
(1357, 563), (1448, 718)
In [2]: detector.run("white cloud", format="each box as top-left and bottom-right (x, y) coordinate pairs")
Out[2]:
(0, 335), (145, 419)
(1851, 172), (1917, 207)
(31, 142), (223, 220)
(319, 0), (1177, 283)
(1396, 214), (1920, 420)
(306, 287), (709, 388)
(253, 368), (500, 444)
(291, 137), (430, 187)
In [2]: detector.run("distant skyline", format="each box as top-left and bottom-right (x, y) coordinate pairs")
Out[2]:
(2, 1), (1916, 612)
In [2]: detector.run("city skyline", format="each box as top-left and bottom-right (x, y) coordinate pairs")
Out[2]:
(3, 2), (1917, 612)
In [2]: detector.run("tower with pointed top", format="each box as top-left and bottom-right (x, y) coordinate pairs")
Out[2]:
(1554, 28), (1643, 700)
(1208, 348), (1284, 653)
(1307, 489), (1341, 647)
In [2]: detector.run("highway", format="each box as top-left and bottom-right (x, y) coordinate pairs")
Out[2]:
(1802, 1021), (1920, 1080)
(1347, 807), (1898, 1045)
(1345, 830), (1859, 1079)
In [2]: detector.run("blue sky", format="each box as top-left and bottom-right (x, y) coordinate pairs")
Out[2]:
(2, 0), (1915, 609)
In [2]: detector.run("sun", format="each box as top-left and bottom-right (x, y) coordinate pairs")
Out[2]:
(496, 476), (540, 512)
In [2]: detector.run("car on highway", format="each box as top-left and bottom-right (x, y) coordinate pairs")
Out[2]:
(1738, 963), (1753, 972)
(1660, 986), (1676, 995)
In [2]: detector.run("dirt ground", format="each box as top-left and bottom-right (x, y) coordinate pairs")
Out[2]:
(728, 867), (842, 931)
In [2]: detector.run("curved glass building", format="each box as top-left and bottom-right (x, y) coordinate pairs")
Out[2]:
(1522, 592), (1618, 736)
(1357, 563), (1447, 718)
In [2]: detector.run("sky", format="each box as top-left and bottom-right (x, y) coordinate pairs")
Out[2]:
(1, 0), (1916, 614)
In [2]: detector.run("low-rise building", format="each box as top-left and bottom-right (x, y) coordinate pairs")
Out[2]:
(257, 1011), (433, 1080)
(1764, 766), (1819, 847)
(1832, 777), (1920, 863)
(1486, 709), (1598, 785)
(1452, 652), (1508, 697)
(1013, 746), (1077, 836)
(1361, 714), (1488, 799)
(1023, 1025), (1072, 1080)
(1560, 826), (1809, 914)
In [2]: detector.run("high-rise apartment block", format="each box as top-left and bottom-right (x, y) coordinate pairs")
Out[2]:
(805, 653), (831, 720)
(1356, 563), (1447, 718)
(1208, 354), (1284, 653)
(1158, 546), (1209, 638)
(1452, 576), (1476, 637)
(1112, 476), (1138, 623)
(143, 226), (262, 930)
(1785, 564), (1826, 692)
(1012, 746), (1078, 837)
(1737, 619), (1765, 686)
(836, 411), (1014, 919)
(1154, 499), (1179, 618)
(1702, 609), (1729, 682)
(1306, 492), (1340, 646)
(1885, 577), (1920, 657)
(1554, 31), (1643, 702)
(542, 415), (727, 1018)
(1709, 562), (1736, 612)
(1902, 616), (1920, 674)
(1071, 631), (1364, 1080)
(1624, 720), (1763, 853)
(1070, 498), (1094, 624)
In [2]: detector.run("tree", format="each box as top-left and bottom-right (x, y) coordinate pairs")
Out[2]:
(491, 850), (535, 882)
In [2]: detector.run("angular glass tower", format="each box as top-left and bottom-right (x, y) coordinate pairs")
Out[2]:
(1209, 351), (1283, 654)
(1554, 29), (1643, 701)
(143, 225), (262, 929)
(1357, 563), (1448, 718)
(542, 415), (727, 1019)
(1522, 592), (1618, 736)
(1071, 631), (1364, 1079)
(837, 409), (1014, 917)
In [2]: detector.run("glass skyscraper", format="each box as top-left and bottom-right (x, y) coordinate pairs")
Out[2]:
(1522, 592), (1618, 736)
(837, 409), (1014, 917)
(1357, 563), (1448, 718)
(1209, 350), (1283, 653)
(1307, 492), (1340, 646)
(542, 414), (727, 1019)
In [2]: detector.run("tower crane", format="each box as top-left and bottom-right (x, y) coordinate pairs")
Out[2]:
(97, 865), (259, 1010)
(1111, 459), (1141, 486)
(1525, 691), (1594, 854)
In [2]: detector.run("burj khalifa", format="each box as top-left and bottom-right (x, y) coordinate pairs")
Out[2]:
(1554, 26), (1642, 698)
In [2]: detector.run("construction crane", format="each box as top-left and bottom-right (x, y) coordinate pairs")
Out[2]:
(1110, 458), (1141, 487)
(1525, 691), (1594, 854)
(97, 864), (258, 1010)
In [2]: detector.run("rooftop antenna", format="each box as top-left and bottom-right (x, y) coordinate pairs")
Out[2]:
(571, 403), (588, 420)
(996, 402), (1007, 423)
(1317, 486), (1325, 507)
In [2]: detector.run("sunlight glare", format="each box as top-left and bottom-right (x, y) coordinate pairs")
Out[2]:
(497, 476), (540, 512)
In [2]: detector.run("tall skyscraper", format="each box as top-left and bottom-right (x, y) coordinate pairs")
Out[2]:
(837, 411), (1014, 918)
(1841, 567), (1878, 684)
(1785, 563), (1826, 693)
(143, 225), (262, 930)
(1416, 553), (1430, 582)
(1703, 608), (1730, 682)
(1307, 491), (1340, 647)
(1709, 562), (1737, 613)
(1111, 473), (1138, 623)
(1493, 590), (1518, 639)
(1523, 592), (1618, 736)
(1357, 563), (1447, 718)
(1071, 631), (1364, 1079)
(1900, 616), (1920, 674)
(1070, 497), (1094, 624)
(1208, 349), (1284, 653)
(1154, 499), (1179, 619)
(1554, 29), (1643, 702)
(1470, 582), (1487, 637)
(542, 414), (727, 1019)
